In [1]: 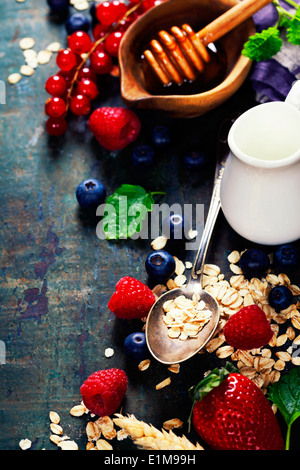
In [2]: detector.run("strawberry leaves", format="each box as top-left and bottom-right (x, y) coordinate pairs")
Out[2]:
(268, 367), (300, 450)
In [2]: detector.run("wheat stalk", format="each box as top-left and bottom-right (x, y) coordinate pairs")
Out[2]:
(113, 413), (204, 451)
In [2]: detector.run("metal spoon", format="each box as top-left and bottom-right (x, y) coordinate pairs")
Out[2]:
(145, 118), (233, 365)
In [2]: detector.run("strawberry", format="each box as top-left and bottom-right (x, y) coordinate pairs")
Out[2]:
(89, 106), (141, 151)
(108, 276), (155, 319)
(190, 364), (284, 450)
(223, 304), (273, 350)
(80, 368), (128, 416)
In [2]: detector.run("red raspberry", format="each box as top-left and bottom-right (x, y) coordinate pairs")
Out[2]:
(89, 107), (141, 151)
(81, 368), (128, 416)
(224, 304), (273, 350)
(108, 276), (155, 319)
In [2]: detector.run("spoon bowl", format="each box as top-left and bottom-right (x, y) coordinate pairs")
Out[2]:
(145, 285), (220, 364)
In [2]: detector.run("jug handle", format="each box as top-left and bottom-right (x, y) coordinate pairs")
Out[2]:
(285, 80), (300, 110)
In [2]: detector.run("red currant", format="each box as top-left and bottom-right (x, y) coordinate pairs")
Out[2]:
(104, 31), (124, 57)
(140, 0), (163, 12)
(69, 94), (91, 116)
(90, 50), (113, 74)
(46, 117), (68, 136)
(45, 74), (67, 97)
(92, 22), (110, 40)
(68, 31), (92, 55)
(56, 49), (78, 72)
(96, 1), (127, 26)
(58, 69), (76, 84)
(76, 79), (99, 100)
(45, 96), (67, 118)
(77, 66), (97, 82)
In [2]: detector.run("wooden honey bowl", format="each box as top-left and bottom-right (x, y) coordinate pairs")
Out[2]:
(119, 0), (256, 118)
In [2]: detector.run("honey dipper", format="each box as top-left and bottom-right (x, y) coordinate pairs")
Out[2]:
(143, 0), (273, 86)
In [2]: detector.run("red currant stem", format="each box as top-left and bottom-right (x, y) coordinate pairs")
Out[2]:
(66, 0), (145, 109)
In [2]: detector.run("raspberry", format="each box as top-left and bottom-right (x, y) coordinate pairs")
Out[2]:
(224, 304), (273, 350)
(108, 276), (155, 319)
(89, 107), (141, 151)
(81, 368), (128, 416)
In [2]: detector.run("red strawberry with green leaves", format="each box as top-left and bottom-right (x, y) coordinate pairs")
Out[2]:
(190, 363), (284, 450)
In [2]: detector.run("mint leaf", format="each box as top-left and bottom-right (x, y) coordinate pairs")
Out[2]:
(242, 27), (282, 61)
(286, 8), (300, 44)
(268, 367), (300, 449)
(102, 184), (156, 240)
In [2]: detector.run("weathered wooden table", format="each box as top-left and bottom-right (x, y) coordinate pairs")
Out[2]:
(1, 0), (299, 452)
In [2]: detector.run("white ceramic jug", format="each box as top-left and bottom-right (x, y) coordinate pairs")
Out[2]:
(220, 80), (300, 245)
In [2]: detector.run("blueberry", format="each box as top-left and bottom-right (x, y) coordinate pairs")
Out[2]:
(151, 125), (171, 149)
(47, 0), (70, 13)
(268, 285), (293, 312)
(132, 145), (155, 167)
(239, 248), (270, 279)
(145, 250), (176, 283)
(274, 244), (300, 272)
(162, 214), (190, 241)
(123, 332), (148, 360)
(66, 13), (90, 34)
(76, 178), (106, 209)
(183, 151), (207, 170)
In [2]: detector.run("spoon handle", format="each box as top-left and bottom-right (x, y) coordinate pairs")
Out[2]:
(190, 116), (237, 286)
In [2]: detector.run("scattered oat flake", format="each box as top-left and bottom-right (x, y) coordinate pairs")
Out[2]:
(163, 418), (183, 430)
(117, 429), (129, 441)
(168, 363), (180, 373)
(70, 404), (87, 416)
(20, 65), (34, 76)
(185, 261), (193, 269)
(8, 73), (21, 84)
(46, 41), (61, 52)
(227, 250), (240, 264)
(50, 423), (63, 435)
(138, 359), (150, 371)
(19, 438), (32, 450)
(74, 0), (89, 10)
(155, 377), (171, 390)
(151, 235), (167, 250)
(105, 347), (114, 357)
(96, 439), (113, 450)
(57, 440), (78, 450)
(49, 411), (60, 424)
(19, 37), (35, 50)
(188, 229), (198, 240)
(37, 50), (53, 64)
(50, 434), (62, 445)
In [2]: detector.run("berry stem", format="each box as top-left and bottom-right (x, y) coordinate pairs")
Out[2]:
(66, 0), (145, 109)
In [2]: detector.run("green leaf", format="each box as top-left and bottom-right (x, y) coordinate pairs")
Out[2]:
(268, 367), (300, 449)
(102, 184), (156, 240)
(242, 27), (282, 61)
(286, 9), (300, 45)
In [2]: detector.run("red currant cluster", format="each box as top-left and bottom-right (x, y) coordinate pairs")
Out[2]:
(44, 0), (164, 137)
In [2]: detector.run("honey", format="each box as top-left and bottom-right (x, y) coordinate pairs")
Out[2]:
(141, 42), (227, 96)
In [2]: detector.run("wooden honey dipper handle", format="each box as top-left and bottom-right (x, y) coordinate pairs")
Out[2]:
(196, 0), (274, 45)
